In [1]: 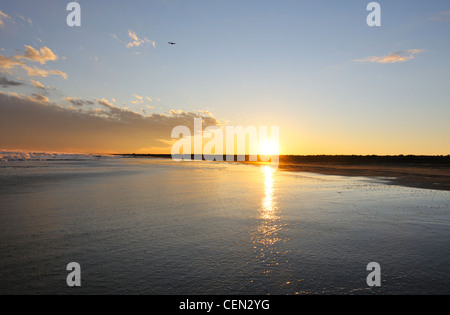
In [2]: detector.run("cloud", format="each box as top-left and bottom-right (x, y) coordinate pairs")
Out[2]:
(97, 98), (115, 108)
(0, 45), (67, 79)
(0, 75), (23, 87)
(110, 33), (119, 41)
(65, 97), (95, 107)
(31, 79), (45, 89)
(355, 49), (424, 64)
(132, 94), (145, 104)
(0, 55), (23, 72)
(0, 92), (221, 153)
(0, 10), (13, 28)
(17, 46), (58, 65)
(21, 65), (68, 79)
(111, 31), (156, 49)
(28, 93), (49, 103)
(198, 110), (214, 116)
(126, 30), (156, 49)
(430, 11), (450, 21)
(128, 30), (139, 42)
(15, 13), (32, 26)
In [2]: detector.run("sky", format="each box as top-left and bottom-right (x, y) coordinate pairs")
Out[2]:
(0, 0), (449, 155)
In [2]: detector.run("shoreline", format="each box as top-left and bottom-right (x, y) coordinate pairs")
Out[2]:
(276, 162), (450, 191)
(119, 154), (450, 191)
(2, 152), (448, 191)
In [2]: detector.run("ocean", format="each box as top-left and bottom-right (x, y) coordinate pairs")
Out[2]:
(0, 157), (449, 294)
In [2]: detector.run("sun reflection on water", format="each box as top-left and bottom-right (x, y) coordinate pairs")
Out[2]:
(262, 166), (276, 216)
(252, 165), (287, 276)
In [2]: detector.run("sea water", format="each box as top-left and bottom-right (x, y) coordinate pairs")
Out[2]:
(0, 158), (449, 294)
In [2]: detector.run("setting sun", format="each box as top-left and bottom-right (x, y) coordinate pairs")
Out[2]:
(259, 140), (279, 156)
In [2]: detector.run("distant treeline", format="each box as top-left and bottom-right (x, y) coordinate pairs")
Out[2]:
(118, 154), (450, 165)
(280, 155), (450, 165)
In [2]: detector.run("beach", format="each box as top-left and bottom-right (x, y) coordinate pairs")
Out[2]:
(277, 160), (450, 191)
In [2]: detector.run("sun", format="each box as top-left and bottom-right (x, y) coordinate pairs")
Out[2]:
(259, 140), (279, 156)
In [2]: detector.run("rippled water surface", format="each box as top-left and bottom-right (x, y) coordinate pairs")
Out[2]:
(0, 158), (449, 294)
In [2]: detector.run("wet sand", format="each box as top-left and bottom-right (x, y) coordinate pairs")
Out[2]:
(277, 162), (450, 191)
(273, 155), (450, 191)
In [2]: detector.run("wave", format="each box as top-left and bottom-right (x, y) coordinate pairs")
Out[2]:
(0, 150), (116, 162)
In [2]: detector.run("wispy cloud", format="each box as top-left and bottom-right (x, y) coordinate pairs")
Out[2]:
(0, 10), (13, 28)
(30, 79), (45, 89)
(21, 65), (68, 79)
(131, 94), (145, 104)
(0, 55), (22, 72)
(354, 49), (424, 64)
(127, 31), (140, 44)
(111, 30), (156, 49)
(97, 98), (116, 109)
(0, 45), (67, 79)
(15, 13), (32, 26)
(430, 11), (450, 21)
(126, 30), (156, 48)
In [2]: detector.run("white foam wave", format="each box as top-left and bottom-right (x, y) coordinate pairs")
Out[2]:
(0, 150), (116, 162)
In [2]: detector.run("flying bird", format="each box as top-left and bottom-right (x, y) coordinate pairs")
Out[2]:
(168, 42), (176, 45)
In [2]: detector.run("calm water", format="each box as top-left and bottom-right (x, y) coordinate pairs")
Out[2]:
(0, 158), (449, 295)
